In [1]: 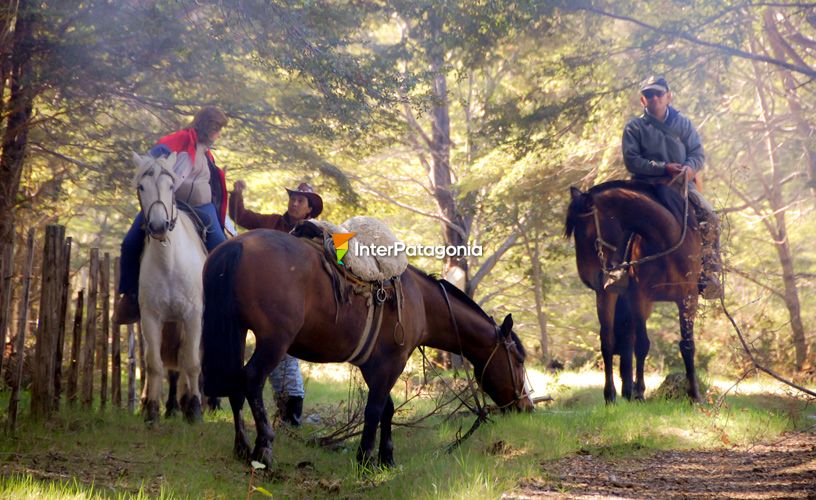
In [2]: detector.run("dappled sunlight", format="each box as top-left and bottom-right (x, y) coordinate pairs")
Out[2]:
(709, 374), (814, 396)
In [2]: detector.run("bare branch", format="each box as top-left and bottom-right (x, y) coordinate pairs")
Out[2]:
(578, 6), (816, 78)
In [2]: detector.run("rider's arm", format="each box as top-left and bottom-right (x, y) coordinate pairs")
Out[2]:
(228, 189), (284, 230)
(622, 119), (667, 178)
(680, 118), (705, 174)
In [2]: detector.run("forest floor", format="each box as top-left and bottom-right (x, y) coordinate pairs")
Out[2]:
(514, 427), (816, 499)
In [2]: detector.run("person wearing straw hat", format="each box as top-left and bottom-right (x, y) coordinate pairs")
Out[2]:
(228, 180), (325, 426)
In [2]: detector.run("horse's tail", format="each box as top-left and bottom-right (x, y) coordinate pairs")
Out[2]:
(202, 239), (245, 397)
(613, 294), (633, 356)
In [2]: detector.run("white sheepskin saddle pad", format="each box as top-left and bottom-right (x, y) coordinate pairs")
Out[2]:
(308, 216), (408, 282)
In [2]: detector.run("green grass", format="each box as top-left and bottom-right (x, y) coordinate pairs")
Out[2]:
(0, 368), (812, 498)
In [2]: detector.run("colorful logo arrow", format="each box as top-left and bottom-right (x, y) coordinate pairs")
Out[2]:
(332, 233), (355, 266)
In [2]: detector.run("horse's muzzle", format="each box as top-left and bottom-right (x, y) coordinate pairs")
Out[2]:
(147, 221), (170, 241)
(517, 396), (534, 413)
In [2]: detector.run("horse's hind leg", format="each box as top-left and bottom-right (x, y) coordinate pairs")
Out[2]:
(634, 326), (650, 401)
(229, 392), (251, 460)
(244, 341), (287, 468)
(678, 295), (702, 402)
(165, 370), (180, 417)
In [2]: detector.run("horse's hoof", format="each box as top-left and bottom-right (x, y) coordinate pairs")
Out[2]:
(184, 395), (202, 423)
(356, 448), (375, 470)
(234, 437), (252, 461)
(165, 401), (179, 418)
(206, 397), (222, 412)
(378, 453), (395, 468)
(144, 400), (160, 426)
(251, 445), (275, 469)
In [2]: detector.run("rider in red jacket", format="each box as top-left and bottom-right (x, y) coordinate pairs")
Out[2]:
(113, 107), (229, 324)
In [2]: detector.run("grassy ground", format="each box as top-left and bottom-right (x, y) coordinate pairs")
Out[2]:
(0, 366), (813, 499)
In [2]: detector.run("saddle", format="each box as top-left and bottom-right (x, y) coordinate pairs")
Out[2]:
(290, 217), (408, 365)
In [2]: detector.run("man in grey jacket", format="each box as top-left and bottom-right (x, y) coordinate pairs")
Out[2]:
(619, 76), (722, 299)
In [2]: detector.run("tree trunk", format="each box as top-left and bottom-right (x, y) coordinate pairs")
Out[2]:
(527, 226), (549, 364)
(426, 13), (468, 369)
(763, 9), (816, 206)
(749, 35), (809, 370)
(0, 0), (37, 272)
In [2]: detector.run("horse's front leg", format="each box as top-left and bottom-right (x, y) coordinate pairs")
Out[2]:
(141, 314), (164, 425)
(626, 294), (650, 401)
(377, 395), (396, 467)
(596, 291), (617, 403)
(179, 314), (203, 423)
(357, 365), (402, 468)
(678, 294), (702, 402)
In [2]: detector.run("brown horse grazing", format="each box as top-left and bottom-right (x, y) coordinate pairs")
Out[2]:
(201, 229), (533, 468)
(565, 180), (703, 403)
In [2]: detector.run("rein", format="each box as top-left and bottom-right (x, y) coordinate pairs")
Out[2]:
(586, 175), (691, 273)
(437, 282), (529, 412)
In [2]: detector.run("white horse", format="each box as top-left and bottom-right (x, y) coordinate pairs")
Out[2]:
(132, 152), (206, 424)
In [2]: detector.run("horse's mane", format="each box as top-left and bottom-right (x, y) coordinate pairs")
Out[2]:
(408, 265), (526, 359)
(565, 180), (689, 239)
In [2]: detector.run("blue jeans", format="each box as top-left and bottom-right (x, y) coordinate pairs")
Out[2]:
(269, 355), (305, 398)
(118, 203), (226, 295)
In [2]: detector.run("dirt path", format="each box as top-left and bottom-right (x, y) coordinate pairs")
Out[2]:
(513, 431), (816, 499)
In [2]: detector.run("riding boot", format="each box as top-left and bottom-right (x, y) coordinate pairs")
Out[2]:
(698, 220), (723, 300)
(283, 396), (303, 427)
(113, 293), (140, 325)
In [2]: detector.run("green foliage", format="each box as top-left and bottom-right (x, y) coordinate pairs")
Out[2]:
(6, 0), (816, 381)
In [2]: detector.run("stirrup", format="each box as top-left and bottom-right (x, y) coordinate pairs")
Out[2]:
(603, 268), (629, 294)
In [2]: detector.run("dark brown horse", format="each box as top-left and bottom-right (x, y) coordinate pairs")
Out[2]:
(201, 229), (532, 468)
(565, 180), (703, 403)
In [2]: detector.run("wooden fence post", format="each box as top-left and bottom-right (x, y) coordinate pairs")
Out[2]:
(53, 236), (72, 410)
(99, 252), (110, 409)
(0, 240), (14, 381)
(80, 248), (99, 408)
(8, 228), (35, 431)
(127, 323), (136, 413)
(66, 289), (83, 405)
(32, 224), (64, 419)
(112, 257), (121, 407)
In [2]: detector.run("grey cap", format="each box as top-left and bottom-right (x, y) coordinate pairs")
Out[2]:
(640, 76), (670, 93)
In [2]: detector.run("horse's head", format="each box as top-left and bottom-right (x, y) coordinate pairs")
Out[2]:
(479, 314), (533, 413)
(132, 152), (178, 241)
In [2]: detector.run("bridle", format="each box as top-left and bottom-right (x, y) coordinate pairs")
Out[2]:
(137, 165), (178, 241)
(576, 176), (690, 274)
(438, 282), (531, 410)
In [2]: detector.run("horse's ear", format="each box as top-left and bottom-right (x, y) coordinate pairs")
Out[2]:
(131, 151), (144, 167)
(570, 186), (583, 200)
(500, 314), (513, 336)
